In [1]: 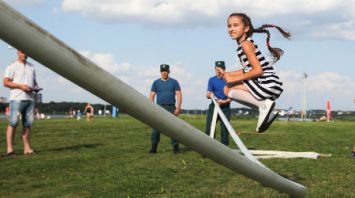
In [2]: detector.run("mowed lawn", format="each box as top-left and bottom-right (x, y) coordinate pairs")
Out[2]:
(0, 116), (354, 197)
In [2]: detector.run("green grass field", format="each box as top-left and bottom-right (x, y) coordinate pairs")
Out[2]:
(0, 116), (354, 197)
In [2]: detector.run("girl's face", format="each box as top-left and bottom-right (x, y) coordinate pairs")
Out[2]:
(227, 16), (249, 42)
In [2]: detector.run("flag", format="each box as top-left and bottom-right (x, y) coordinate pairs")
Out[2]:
(326, 100), (331, 121)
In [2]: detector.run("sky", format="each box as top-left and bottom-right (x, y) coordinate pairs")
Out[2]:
(0, 0), (355, 111)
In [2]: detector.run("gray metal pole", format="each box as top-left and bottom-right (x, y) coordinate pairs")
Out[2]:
(0, 1), (306, 197)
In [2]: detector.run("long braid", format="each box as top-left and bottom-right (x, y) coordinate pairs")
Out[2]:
(254, 24), (291, 62)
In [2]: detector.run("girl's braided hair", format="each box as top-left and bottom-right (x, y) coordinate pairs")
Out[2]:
(229, 13), (291, 62)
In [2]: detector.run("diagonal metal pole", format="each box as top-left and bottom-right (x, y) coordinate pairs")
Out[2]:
(0, 1), (307, 197)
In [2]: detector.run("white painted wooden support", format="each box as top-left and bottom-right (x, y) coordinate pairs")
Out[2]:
(209, 104), (218, 138)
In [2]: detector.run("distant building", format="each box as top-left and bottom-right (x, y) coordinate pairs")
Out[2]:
(35, 93), (42, 103)
(0, 97), (7, 103)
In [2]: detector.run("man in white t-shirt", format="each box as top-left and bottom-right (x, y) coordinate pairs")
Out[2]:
(3, 50), (41, 155)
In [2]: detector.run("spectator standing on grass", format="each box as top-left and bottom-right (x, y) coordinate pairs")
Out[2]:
(3, 50), (41, 155)
(84, 103), (94, 122)
(77, 109), (81, 121)
(205, 61), (231, 146)
(149, 64), (182, 154)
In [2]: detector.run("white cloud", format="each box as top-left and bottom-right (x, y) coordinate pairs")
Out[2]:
(310, 21), (355, 40)
(61, 0), (355, 40)
(278, 70), (304, 96)
(79, 51), (131, 73)
(308, 72), (355, 94)
(279, 71), (355, 95)
(139, 67), (158, 78)
(39, 50), (198, 103)
(242, 0), (340, 16)
(61, 0), (224, 25)
(59, 51), (207, 108)
(138, 63), (192, 84)
(278, 70), (355, 109)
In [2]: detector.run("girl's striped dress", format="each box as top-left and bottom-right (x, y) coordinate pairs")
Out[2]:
(237, 37), (283, 100)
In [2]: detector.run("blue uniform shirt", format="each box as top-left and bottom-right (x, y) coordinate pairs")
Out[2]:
(151, 78), (181, 105)
(207, 76), (228, 100)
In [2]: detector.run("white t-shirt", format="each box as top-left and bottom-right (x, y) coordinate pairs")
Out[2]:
(4, 60), (37, 100)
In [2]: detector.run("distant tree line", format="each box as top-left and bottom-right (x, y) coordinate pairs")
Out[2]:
(1, 101), (353, 121)
(34, 102), (258, 116)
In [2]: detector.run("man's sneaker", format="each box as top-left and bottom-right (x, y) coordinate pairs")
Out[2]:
(149, 144), (158, 154)
(256, 99), (275, 131)
(257, 111), (279, 133)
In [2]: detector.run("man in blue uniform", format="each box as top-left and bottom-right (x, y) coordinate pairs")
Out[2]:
(205, 61), (231, 145)
(149, 64), (182, 153)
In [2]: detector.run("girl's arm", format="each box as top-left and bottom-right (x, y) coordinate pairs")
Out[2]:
(224, 41), (263, 83)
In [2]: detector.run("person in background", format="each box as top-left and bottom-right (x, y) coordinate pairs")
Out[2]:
(3, 50), (41, 155)
(205, 61), (231, 146)
(84, 103), (94, 122)
(149, 64), (182, 154)
(77, 109), (81, 121)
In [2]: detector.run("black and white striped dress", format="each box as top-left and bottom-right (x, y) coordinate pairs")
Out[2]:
(237, 37), (283, 100)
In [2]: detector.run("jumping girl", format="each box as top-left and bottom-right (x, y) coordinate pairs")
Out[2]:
(218, 13), (291, 133)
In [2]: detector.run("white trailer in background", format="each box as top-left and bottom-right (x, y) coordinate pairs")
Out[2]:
(0, 1), (306, 197)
